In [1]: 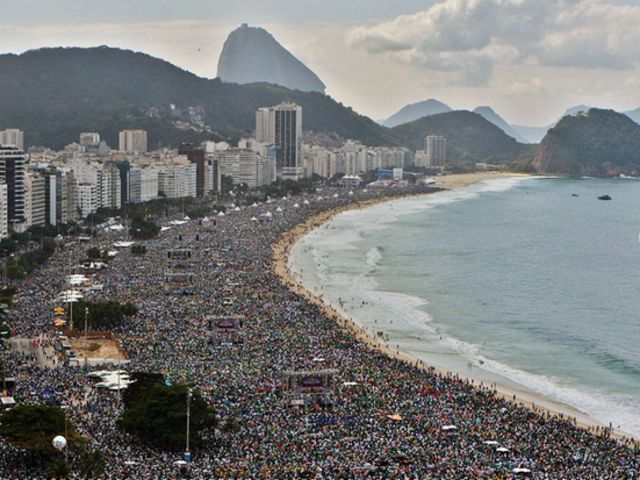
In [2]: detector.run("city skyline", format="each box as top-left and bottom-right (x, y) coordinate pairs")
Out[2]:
(2, 0), (640, 125)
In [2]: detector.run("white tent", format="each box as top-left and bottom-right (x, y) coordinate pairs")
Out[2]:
(303, 200), (310, 205)
(276, 207), (283, 212)
(217, 211), (225, 217)
(107, 224), (125, 232)
(250, 217), (258, 222)
(293, 203), (300, 208)
(513, 468), (532, 474)
(333, 193), (339, 198)
(496, 447), (510, 453)
(441, 425), (457, 431)
(113, 241), (134, 248)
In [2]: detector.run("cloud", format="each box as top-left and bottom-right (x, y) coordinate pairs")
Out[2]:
(347, 0), (640, 86)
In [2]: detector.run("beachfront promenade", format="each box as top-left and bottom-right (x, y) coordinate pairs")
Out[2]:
(1, 182), (639, 478)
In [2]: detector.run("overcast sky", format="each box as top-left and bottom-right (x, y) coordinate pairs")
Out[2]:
(2, 0), (640, 125)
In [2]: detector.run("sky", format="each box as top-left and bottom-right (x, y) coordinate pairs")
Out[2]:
(2, 0), (640, 126)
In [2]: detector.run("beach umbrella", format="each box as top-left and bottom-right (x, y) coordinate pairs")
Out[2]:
(234, 207), (241, 211)
(282, 196), (287, 200)
(251, 217), (258, 222)
(303, 200), (310, 205)
(348, 191), (354, 196)
(317, 196), (323, 201)
(252, 203), (258, 207)
(230, 203), (236, 208)
(293, 203), (300, 208)
(184, 216), (190, 220)
(52, 436), (67, 451)
(217, 211), (225, 217)
(333, 193), (339, 198)
(276, 207), (283, 212)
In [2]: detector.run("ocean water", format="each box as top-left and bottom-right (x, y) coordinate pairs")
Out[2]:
(290, 177), (640, 438)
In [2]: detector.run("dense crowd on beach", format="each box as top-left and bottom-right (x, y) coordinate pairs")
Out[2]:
(1, 184), (639, 479)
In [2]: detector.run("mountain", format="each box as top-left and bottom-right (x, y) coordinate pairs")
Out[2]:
(511, 125), (551, 144)
(533, 109), (640, 176)
(0, 46), (393, 149)
(563, 105), (592, 117)
(473, 106), (528, 143)
(392, 111), (532, 165)
(217, 24), (325, 93)
(512, 106), (593, 144)
(624, 107), (640, 124)
(381, 99), (452, 128)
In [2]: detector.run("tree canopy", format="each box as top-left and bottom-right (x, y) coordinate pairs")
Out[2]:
(119, 374), (216, 450)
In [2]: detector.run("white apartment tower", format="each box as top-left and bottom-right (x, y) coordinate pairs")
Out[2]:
(425, 135), (447, 167)
(119, 130), (148, 153)
(0, 129), (24, 151)
(0, 183), (8, 239)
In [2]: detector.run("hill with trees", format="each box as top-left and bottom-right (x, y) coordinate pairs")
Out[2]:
(392, 111), (533, 166)
(0, 47), (394, 149)
(533, 109), (640, 175)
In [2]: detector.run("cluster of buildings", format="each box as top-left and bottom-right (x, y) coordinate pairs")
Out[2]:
(0, 107), (449, 239)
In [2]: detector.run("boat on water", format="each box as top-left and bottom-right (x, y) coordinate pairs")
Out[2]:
(598, 195), (612, 201)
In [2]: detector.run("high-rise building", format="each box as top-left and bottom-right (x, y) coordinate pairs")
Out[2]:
(255, 103), (302, 180)
(178, 144), (207, 197)
(425, 135), (447, 167)
(77, 183), (98, 218)
(0, 146), (26, 231)
(0, 183), (7, 239)
(99, 163), (122, 209)
(157, 164), (197, 199)
(255, 108), (276, 144)
(29, 173), (46, 227)
(79, 132), (101, 146)
(214, 149), (276, 188)
(140, 168), (159, 202)
(0, 129), (24, 151)
(118, 130), (148, 153)
(128, 167), (142, 204)
(39, 168), (78, 226)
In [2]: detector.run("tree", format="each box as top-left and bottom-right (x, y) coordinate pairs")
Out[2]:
(68, 300), (138, 331)
(131, 245), (147, 256)
(0, 405), (77, 453)
(119, 380), (216, 450)
(78, 450), (105, 478)
(130, 216), (160, 240)
(86, 247), (102, 259)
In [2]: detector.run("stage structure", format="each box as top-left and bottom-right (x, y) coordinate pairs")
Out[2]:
(207, 316), (245, 345)
(283, 369), (338, 408)
(167, 249), (193, 261)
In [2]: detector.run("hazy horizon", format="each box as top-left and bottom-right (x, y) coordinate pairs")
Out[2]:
(2, 0), (640, 126)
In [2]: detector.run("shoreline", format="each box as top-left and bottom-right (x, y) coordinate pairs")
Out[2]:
(272, 172), (639, 445)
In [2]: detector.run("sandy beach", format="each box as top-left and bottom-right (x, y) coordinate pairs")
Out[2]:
(272, 172), (638, 445)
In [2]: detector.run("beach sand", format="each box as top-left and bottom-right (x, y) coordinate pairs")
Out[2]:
(272, 172), (638, 445)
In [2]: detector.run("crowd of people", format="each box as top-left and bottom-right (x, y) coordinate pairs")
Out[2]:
(1, 184), (639, 479)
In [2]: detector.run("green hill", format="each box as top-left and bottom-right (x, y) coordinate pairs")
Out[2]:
(533, 109), (640, 175)
(0, 46), (394, 149)
(392, 111), (532, 165)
